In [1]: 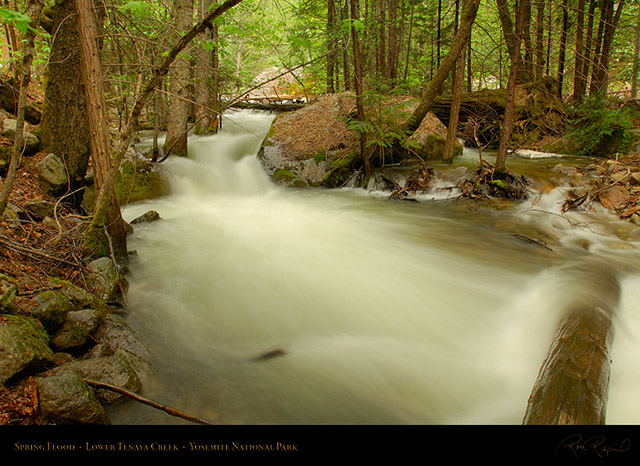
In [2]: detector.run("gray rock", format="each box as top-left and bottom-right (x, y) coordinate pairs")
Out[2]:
(2, 119), (40, 155)
(50, 317), (89, 352)
(24, 200), (55, 219)
(0, 274), (17, 310)
(68, 308), (106, 334)
(66, 354), (141, 405)
(32, 290), (73, 332)
(0, 315), (55, 385)
(87, 257), (128, 304)
(130, 210), (161, 224)
(36, 368), (110, 424)
(93, 314), (150, 382)
(37, 153), (68, 195)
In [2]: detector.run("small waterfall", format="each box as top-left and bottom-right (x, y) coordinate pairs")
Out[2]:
(116, 110), (640, 425)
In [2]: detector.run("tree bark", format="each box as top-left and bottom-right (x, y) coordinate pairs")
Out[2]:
(444, 0), (467, 163)
(76, 0), (127, 260)
(632, 9), (640, 99)
(327, 0), (337, 93)
(351, 0), (370, 177)
(534, 0), (545, 79)
(572, 0), (586, 101)
(163, 0), (194, 157)
(590, 0), (624, 96)
(193, 0), (217, 135)
(0, 0), (42, 218)
(556, 0), (568, 99)
(494, 0), (528, 175)
(403, 0), (480, 134)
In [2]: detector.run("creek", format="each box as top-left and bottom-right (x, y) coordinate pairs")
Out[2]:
(111, 110), (640, 425)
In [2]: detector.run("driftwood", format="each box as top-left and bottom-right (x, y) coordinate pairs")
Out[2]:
(84, 379), (214, 425)
(522, 264), (620, 425)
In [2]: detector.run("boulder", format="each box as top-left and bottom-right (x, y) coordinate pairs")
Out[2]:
(130, 210), (161, 225)
(49, 317), (90, 353)
(32, 290), (73, 332)
(46, 277), (111, 314)
(23, 200), (55, 219)
(68, 308), (106, 334)
(598, 185), (630, 211)
(0, 315), (55, 385)
(86, 257), (128, 305)
(2, 119), (40, 155)
(37, 153), (68, 195)
(93, 314), (150, 382)
(65, 354), (141, 405)
(35, 368), (110, 424)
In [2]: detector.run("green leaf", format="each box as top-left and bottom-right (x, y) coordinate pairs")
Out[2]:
(118, 1), (152, 16)
(0, 7), (33, 35)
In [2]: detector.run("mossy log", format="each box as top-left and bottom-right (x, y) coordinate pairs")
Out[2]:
(523, 266), (620, 425)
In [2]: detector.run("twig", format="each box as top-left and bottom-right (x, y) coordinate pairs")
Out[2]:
(84, 379), (215, 426)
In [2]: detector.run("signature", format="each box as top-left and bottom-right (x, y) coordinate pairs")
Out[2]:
(556, 434), (631, 458)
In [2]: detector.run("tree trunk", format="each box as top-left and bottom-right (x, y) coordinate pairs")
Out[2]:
(0, 0), (42, 218)
(163, 0), (194, 157)
(632, 8), (640, 99)
(556, 0), (568, 99)
(575, 0), (597, 101)
(572, 0), (586, 101)
(496, 0), (529, 83)
(193, 0), (216, 135)
(39, 0), (93, 208)
(327, 0), (337, 93)
(403, 0), (480, 134)
(444, 0), (467, 163)
(494, 0), (528, 175)
(351, 0), (370, 177)
(76, 0), (127, 260)
(534, 0), (545, 79)
(590, 0), (624, 96)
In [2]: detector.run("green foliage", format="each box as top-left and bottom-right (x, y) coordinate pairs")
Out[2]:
(567, 97), (638, 156)
(0, 7), (33, 35)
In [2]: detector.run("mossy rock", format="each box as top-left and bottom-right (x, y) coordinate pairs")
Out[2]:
(32, 290), (74, 332)
(321, 152), (361, 188)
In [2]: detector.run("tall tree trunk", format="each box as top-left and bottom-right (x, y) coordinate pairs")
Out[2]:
(403, 0), (480, 134)
(351, 0), (369, 176)
(496, 0), (530, 83)
(590, 0), (625, 96)
(193, 0), (218, 135)
(163, 0), (194, 157)
(522, 0), (534, 79)
(576, 0), (597, 100)
(572, 0), (586, 101)
(76, 0), (127, 260)
(342, 0), (351, 90)
(0, 0), (42, 218)
(632, 8), (640, 99)
(556, 0), (568, 99)
(534, 0), (545, 79)
(39, 0), (94, 208)
(327, 0), (337, 93)
(494, 0), (528, 175)
(444, 29), (467, 161)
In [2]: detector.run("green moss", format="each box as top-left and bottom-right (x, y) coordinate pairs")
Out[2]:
(321, 152), (361, 187)
(273, 168), (296, 183)
(116, 159), (167, 205)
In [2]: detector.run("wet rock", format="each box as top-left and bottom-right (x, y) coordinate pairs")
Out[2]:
(130, 210), (161, 225)
(0, 315), (55, 385)
(68, 308), (106, 334)
(598, 185), (630, 211)
(32, 290), (73, 332)
(50, 317), (90, 353)
(0, 274), (18, 311)
(87, 257), (128, 305)
(65, 354), (141, 405)
(93, 314), (150, 382)
(37, 153), (68, 195)
(36, 368), (110, 424)
(2, 119), (40, 155)
(46, 277), (110, 313)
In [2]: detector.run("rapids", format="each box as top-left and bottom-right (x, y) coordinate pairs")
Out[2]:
(111, 110), (640, 425)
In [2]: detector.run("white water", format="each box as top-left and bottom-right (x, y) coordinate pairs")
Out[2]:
(114, 110), (640, 425)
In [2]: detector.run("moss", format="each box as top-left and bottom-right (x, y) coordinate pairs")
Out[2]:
(116, 159), (167, 205)
(273, 168), (296, 183)
(321, 152), (361, 187)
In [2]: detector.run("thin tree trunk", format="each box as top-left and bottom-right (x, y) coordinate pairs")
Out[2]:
(572, 0), (586, 101)
(351, 0), (369, 177)
(534, 0), (545, 79)
(494, 0), (528, 176)
(164, 0), (193, 157)
(0, 0), (42, 218)
(576, 0), (597, 100)
(193, 0), (213, 135)
(590, 0), (625, 96)
(444, 0), (467, 163)
(632, 9), (640, 99)
(76, 0), (127, 259)
(403, 0), (480, 134)
(556, 0), (568, 99)
(327, 0), (337, 93)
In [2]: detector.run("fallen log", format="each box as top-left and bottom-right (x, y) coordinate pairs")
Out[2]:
(522, 263), (620, 425)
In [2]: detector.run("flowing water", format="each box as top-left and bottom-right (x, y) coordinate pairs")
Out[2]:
(111, 110), (640, 425)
